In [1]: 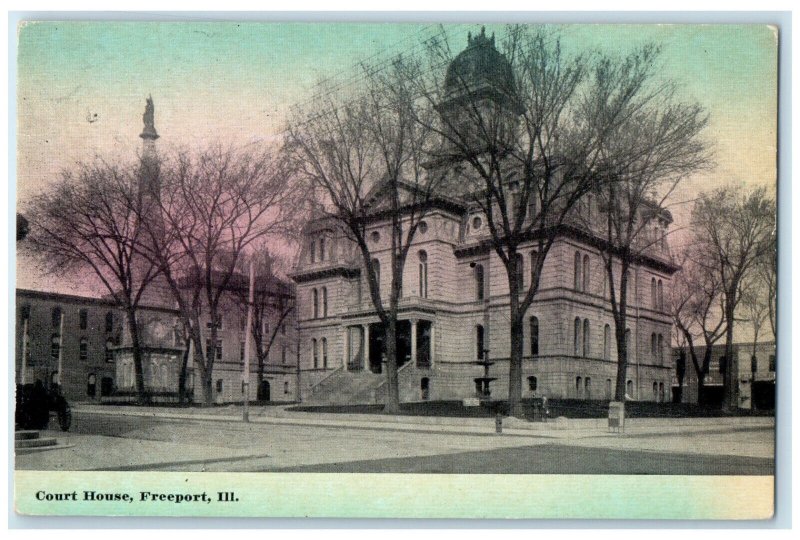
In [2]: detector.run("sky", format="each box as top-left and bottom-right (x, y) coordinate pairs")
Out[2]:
(14, 22), (778, 296)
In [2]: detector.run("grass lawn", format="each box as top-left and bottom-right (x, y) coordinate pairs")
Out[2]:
(287, 399), (775, 419)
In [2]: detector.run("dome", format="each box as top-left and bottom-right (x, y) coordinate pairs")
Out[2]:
(443, 27), (515, 100)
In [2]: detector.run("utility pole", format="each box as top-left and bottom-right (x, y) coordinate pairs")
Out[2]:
(57, 311), (65, 389)
(20, 317), (29, 385)
(242, 260), (255, 422)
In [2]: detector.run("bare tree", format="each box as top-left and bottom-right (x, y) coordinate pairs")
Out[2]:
(285, 58), (440, 413)
(671, 249), (727, 403)
(757, 233), (777, 341)
(740, 279), (769, 356)
(24, 160), (161, 403)
(408, 26), (708, 413)
(586, 52), (711, 403)
(138, 144), (298, 406)
(692, 186), (775, 410)
(232, 248), (295, 391)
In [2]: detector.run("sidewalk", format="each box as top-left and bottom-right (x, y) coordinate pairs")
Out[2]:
(71, 402), (775, 440)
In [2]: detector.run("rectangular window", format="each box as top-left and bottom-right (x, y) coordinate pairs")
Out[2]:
(79, 309), (88, 330)
(769, 355), (776, 372)
(206, 315), (223, 331)
(206, 339), (223, 361)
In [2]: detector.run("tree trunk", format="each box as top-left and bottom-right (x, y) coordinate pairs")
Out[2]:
(383, 315), (400, 413)
(613, 322), (628, 402)
(189, 321), (211, 405)
(723, 299), (738, 411)
(508, 315), (524, 417)
(178, 337), (190, 404)
(124, 306), (148, 405)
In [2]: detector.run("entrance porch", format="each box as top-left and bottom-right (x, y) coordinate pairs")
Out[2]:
(343, 319), (433, 373)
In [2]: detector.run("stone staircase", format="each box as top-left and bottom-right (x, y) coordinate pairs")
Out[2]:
(306, 370), (385, 405)
(15, 430), (72, 455)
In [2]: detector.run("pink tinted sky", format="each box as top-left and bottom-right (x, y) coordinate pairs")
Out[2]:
(15, 22), (777, 297)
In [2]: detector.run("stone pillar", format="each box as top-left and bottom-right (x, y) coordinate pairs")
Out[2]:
(410, 319), (418, 367)
(342, 326), (349, 371)
(363, 324), (370, 372)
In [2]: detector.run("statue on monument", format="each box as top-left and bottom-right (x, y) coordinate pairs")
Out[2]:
(143, 95), (155, 128)
(140, 95), (159, 139)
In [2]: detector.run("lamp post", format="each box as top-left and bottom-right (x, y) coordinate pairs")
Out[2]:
(242, 260), (255, 422)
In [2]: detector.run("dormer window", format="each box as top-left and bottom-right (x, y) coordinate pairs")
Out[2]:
(472, 216), (482, 230)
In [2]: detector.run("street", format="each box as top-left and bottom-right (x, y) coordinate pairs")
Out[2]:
(15, 410), (774, 475)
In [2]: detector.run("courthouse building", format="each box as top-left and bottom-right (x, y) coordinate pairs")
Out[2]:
(291, 30), (678, 404)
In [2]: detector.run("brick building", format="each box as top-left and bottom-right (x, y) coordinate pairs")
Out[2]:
(291, 32), (677, 405)
(672, 341), (776, 408)
(16, 275), (297, 405)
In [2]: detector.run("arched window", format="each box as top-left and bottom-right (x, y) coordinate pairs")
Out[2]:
(476, 325), (485, 360)
(418, 250), (428, 298)
(312, 339), (318, 369)
(161, 364), (169, 389)
(659, 382), (665, 403)
(474, 264), (485, 301)
(310, 240), (316, 263)
(625, 328), (631, 357)
(626, 379), (633, 397)
(79, 337), (88, 361)
(514, 253), (524, 291)
(651, 277), (657, 308)
(51, 334), (60, 359)
(87, 373), (96, 397)
(576, 376), (583, 398)
(529, 316), (539, 356)
(319, 237), (326, 262)
(583, 255), (590, 293)
(574, 251), (582, 291)
(105, 339), (114, 362)
(574, 317), (582, 356)
(605, 379), (612, 400)
(52, 306), (62, 328)
(530, 251), (538, 284)
(79, 309), (88, 330)
(603, 324), (611, 360)
(322, 287), (328, 317)
(585, 377), (592, 399)
(312, 288), (319, 319)
(372, 259), (381, 295)
(657, 334), (664, 364)
(651, 333), (657, 358)
(657, 280), (664, 311)
(322, 338), (328, 369)
(105, 311), (114, 333)
(281, 344), (287, 364)
(528, 195), (538, 223)
(653, 381), (659, 401)
(583, 319), (590, 357)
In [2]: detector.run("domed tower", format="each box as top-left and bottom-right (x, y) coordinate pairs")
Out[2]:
(437, 27), (522, 156)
